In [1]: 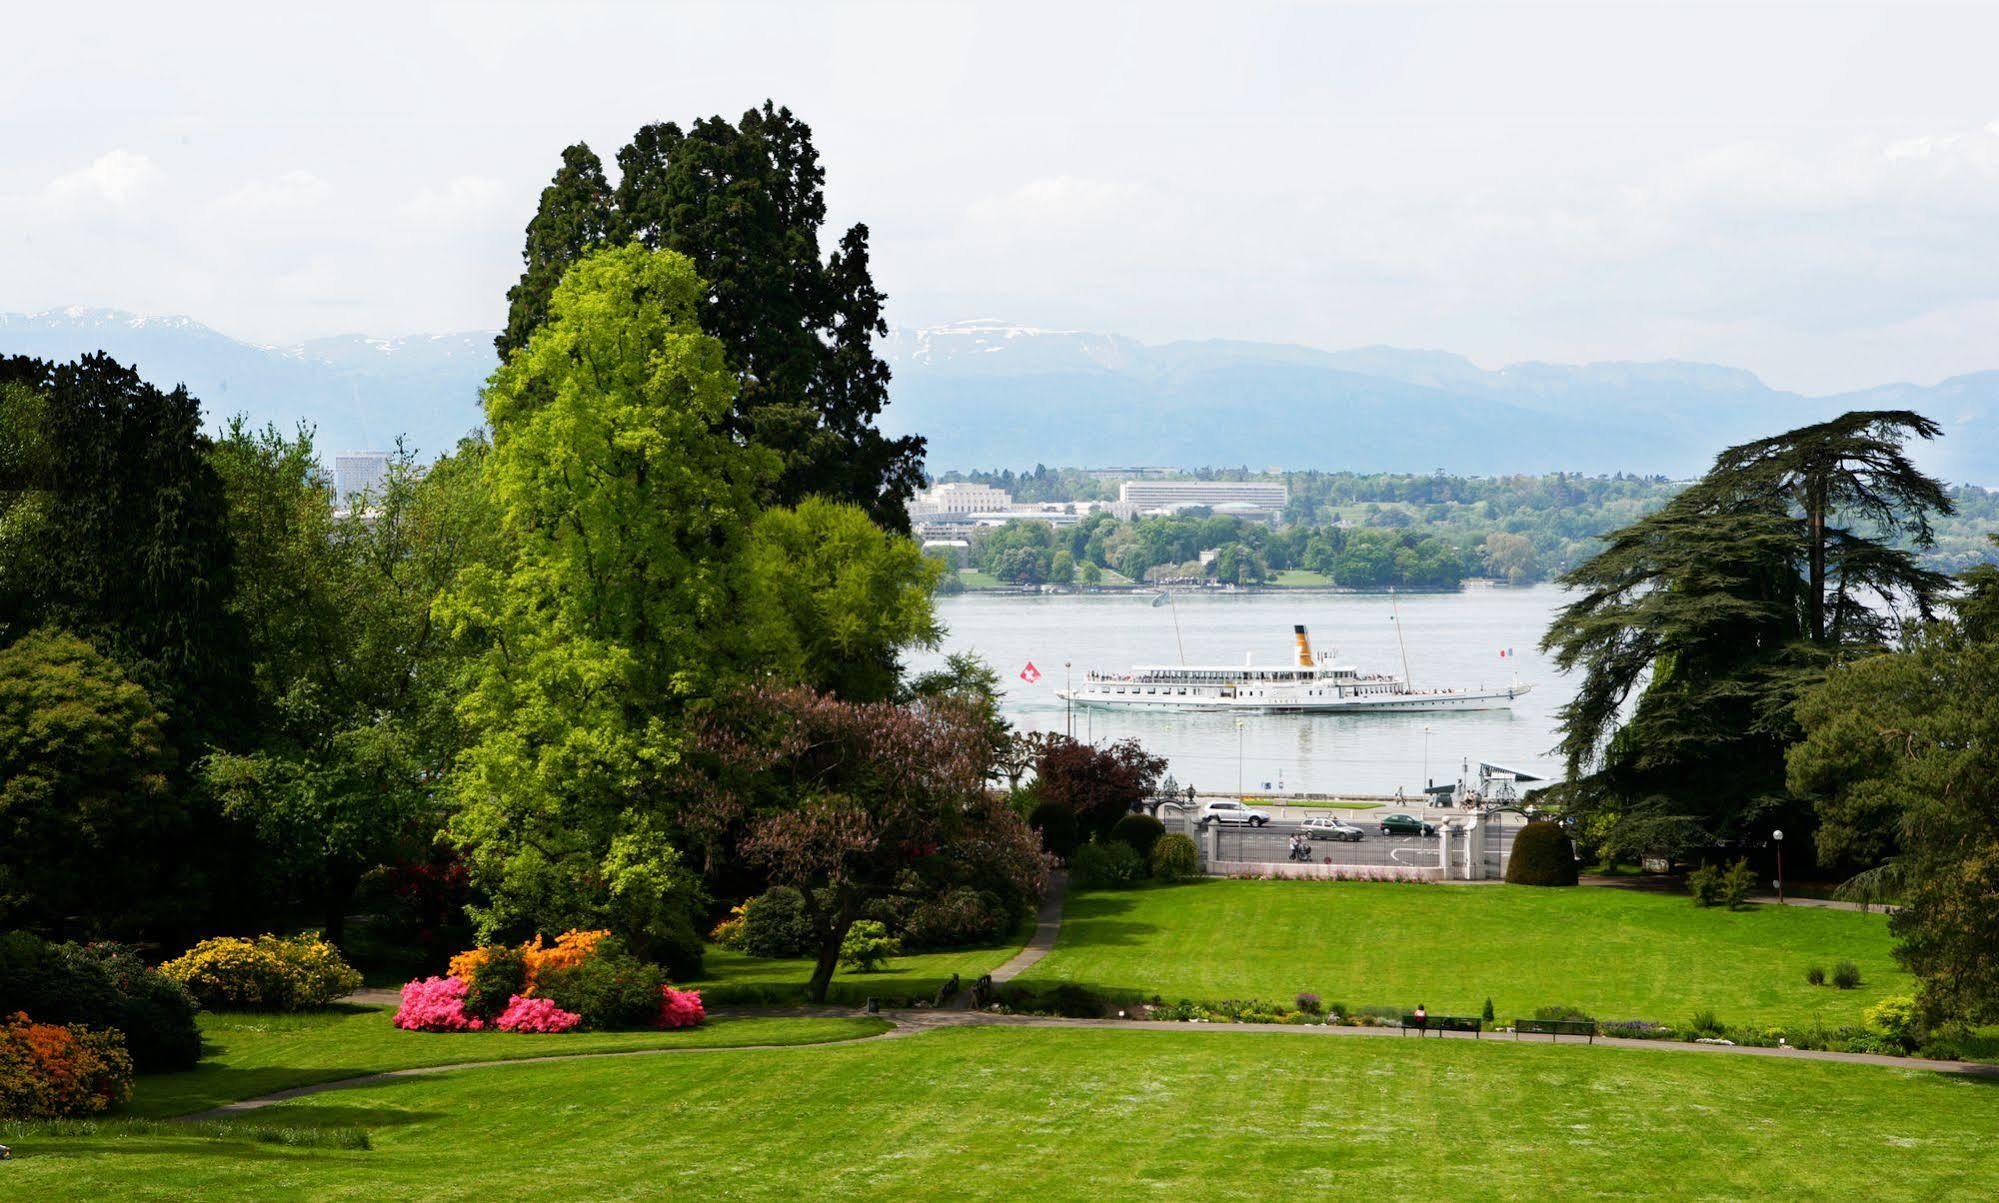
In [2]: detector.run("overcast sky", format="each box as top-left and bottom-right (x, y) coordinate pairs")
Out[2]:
(4, 1), (1997, 393)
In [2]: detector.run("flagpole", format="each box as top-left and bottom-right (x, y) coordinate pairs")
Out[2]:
(1064, 660), (1073, 739)
(1390, 587), (1413, 688)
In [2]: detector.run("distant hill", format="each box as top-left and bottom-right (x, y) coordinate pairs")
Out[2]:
(4, 309), (1993, 484)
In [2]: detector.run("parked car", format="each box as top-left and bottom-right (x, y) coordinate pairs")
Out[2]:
(1199, 800), (1271, 827)
(1300, 815), (1364, 842)
(1378, 812), (1439, 837)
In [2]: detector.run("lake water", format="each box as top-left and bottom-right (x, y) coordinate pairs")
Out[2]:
(913, 585), (1576, 796)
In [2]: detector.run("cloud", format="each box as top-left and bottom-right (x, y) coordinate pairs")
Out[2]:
(222, 170), (329, 210)
(402, 176), (506, 223)
(967, 176), (1144, 226)
(46, 150), (158, 205)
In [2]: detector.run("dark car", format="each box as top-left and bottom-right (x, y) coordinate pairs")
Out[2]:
(1378, 812), (1438, 837)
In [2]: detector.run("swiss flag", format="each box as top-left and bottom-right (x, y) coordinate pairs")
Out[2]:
(1019, 661), (1042, 684)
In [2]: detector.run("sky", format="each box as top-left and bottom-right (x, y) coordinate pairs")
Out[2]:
(4, 0), (1998, 394)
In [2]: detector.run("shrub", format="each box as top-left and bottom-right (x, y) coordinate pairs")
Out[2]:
(1150, 833), (1200, 882)
(1110, 813), (1167, 860)
(493, 995), (581, 1034)
(1687, 862), (1723, 907)
(738, 888), (815, 959)
(904, 887), (1014, 949)
(657, 986), (705, 1029)
(1482, 998), (1495, 1022)
(1533, 1004), (1591, 1022)
(838, 921), (900, 973)
(1295, 992), (1322, 1014)
(460, 944), (528, 1021)
(997, 983), (1105, 1018)
(1831, 961), (1862, 990)
(1865, 995), (1919, 1051)
(1805, 965), (1826, 987)
(708, 902), (749, 950)
(1070, 840), (1148, 888)
(1028, 800), (1080, 858)
(0, 934), (200, 1073)
(1689, 1008), (1722, 1035)
(0, 1013), (133, 1119)
(393, 976), (483, 1032)
(1504, 821), (1578, 886)
(1719, 859), (1755, 909)
(159, 934), (361, 1011)
(535, 938), (668, 1029)
(521, 929), (610, 992)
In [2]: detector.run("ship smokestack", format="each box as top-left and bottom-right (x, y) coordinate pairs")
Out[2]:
(1293, 624), (1314, 668)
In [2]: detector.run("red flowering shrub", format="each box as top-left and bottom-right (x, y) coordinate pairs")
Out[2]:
(393, 976), (484, 1032)
(0, 1012), (133, 1118)
(494, 994), (581, 1034)
(657, 986), (705, 1029)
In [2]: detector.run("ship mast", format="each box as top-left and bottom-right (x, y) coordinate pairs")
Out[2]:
(1390, 588), (1413, 688)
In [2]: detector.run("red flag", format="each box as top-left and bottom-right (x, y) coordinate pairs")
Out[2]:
(1019, 661), (1042, 684)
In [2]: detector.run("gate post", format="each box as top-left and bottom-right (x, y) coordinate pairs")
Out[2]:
(1465, 812), (1485, 881)
(1205, 820), (1221, 870)
(1436, 823), (1452, 882)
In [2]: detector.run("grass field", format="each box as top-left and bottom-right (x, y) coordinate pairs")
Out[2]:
(686, 932), (1028, 1006)
(957, 568), (1005, 589)
(12, 1026), (1997, 1199)
(1271, 568), (1334, 587)
(1018, 880), (1906, 1026)
(114, 1005), (889, 1119)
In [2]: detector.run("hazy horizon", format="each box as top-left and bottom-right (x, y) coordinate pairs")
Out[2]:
(7, 2), (1999, 394)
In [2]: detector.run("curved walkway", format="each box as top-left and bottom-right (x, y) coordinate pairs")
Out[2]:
(988, 870), (1068, 984)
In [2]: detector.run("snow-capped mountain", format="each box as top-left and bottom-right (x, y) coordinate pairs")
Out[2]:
(4, 308), (1994, 483)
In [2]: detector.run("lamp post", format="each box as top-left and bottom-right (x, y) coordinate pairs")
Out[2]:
(1773, 829), (1785, 905)
(1235, 719), (1246, 800)
(1422, 725), (1433, 792)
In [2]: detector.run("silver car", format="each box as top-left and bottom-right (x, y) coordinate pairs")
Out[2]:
(1300, 815), (1364, 842)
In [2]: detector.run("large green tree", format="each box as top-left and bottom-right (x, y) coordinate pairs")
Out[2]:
(444, 244), (775, 969)
(0, 629), (175, 936)
(499, 103), (925, 530)
(1543, 412), (1952, 859)
(0, 354), (250, 755)
(1789, 555), (1999, 1026)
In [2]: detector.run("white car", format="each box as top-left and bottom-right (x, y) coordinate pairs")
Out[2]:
(1199, 800), (1270, 827)
(1300, 815), (1364, 842)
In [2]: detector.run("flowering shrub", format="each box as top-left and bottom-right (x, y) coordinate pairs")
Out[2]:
(708, 903), (749, 949)
(158, 934), (362, 1011)
(657, 986), (705, 1029)
(393, 976), (484, 1032)
(0, 1012), (133, 1118)
(494, 994), (581, 1034)
(522, 930), (609, 991)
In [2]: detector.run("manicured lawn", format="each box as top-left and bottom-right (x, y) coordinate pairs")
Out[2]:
(1018, 880), (1907, 1026)
(957, 568), (1004, 589)
(121, 1005), (890, 1118)
(687, 937), (1026, 1006)
(13, 1026), (1998, 1199)
(1272, 568), (1334, 587)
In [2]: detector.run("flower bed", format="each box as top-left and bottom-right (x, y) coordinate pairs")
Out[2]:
(397, 931), (701, 1036)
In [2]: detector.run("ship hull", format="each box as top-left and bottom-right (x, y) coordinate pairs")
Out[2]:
(1057, 685), (1527, 714)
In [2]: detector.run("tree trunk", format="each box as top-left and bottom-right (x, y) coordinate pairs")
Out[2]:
(1808, 483), (1827, 644)
(805, 916), (855, 1004)
(323, 871), (359, 952)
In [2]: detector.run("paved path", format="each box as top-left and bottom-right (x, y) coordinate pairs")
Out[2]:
(987, 870), (1068, 984)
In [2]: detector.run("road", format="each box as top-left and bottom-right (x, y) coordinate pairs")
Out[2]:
(1164, 811), (1521, 868)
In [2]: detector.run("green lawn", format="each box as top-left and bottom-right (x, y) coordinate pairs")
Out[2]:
(686, 937), (1026, 1006)
(1271, 568), (1334, 586)
(1018, 880), (1907, 1026)
(119, 1005), (889, 1119)
(957, 568), (1004, 589)
(13, 1026), (1998, 1199)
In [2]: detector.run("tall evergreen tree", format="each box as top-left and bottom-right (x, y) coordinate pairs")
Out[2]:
(1542, 411), (1952, 859)
(496, 144), (617, 361)
(500, 104), (925, 530)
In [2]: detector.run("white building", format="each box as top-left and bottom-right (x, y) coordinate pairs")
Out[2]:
(1117, 479), (1287, 515)
(334, 453), (390, 508)
(910, 481), (1013, 517)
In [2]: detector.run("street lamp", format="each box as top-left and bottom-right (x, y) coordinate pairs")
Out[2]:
(1422, 725), (1433, 791)
(1223, 715), (1239, 799)
(1772, 829), (1785, 905)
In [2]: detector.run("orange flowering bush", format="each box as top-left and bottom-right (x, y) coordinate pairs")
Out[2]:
(0, 1012), (133, 1118)
(448, 930), (610, 996)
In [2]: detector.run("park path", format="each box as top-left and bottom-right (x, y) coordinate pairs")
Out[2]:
(987, 870), (1068, 984)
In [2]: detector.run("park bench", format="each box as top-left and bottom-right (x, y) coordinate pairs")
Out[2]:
(968, 973), (996, 1010)
(1401, 1014), (1481, 1038)
(1512, 1017), (1597, 1043)
(934, 973), (961, 1007)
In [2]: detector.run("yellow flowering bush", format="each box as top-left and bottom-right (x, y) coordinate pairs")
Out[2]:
(447, 929), (612, 996)
(158, 934), (362, 1011)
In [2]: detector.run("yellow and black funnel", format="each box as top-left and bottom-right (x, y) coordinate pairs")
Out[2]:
(1293, 624), (1314, 667)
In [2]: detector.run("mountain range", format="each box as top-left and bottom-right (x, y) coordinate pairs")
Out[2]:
(4, 309), (1994, 484)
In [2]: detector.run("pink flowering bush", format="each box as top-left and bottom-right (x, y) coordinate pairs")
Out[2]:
(657, 986), (705, 1029)
(393, 975), (484, 1032)
(494, 994), (581, 1034)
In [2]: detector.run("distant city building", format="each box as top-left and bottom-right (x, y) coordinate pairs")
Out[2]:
(910, 481), (1012, 516)
(1083, 466), (1182, 481)
(1117, 479), (1287, 516)
(334, 453), (390, 508)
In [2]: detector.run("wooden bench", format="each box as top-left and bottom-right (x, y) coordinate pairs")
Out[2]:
(1512, 1017), (1597, 1043)
(1401, 1014), (1481, 1038)
(933, 973), (962, 1007)
(968, 973), (996, 1010)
